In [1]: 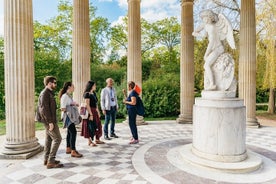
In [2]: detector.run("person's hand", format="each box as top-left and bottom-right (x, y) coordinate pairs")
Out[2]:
(122, 89), (127, 97)
(97, 111), (101, 118)
(192, 31), (199, 37)
(102, 110), (106, 115)
(89, 115), (93, 121)
(49, 123), (54, 131)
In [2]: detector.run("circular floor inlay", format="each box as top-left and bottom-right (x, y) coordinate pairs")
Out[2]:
(132, 138), (276, 184)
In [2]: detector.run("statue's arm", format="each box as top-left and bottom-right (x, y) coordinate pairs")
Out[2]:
(192, 24), (205, 37)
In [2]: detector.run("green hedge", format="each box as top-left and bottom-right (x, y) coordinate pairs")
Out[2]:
(142, 74), (180, 117)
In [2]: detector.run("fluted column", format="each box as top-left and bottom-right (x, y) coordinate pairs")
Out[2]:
(177, 0), (194, 124)
(72, 0), (90, 104)
(127, 0), (145, 125)
(239, 0), (260, 127)
(1, 0), (42, 158)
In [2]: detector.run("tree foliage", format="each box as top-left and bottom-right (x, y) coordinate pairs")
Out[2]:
(256, 0), (276, 113)
(0, 37), (4, 119)
(1, 1), (275, 120)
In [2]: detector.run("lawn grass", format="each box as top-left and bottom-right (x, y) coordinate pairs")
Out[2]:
(0, 113), (274, 136)
(0, 119), (5, 135)
(256, 111), (276, 120)
(0, 117), (178, 136)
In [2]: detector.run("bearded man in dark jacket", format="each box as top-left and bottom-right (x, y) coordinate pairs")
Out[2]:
(38, 76), (63, 169)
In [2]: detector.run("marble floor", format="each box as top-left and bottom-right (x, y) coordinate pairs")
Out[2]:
(0, 121), (276, 184)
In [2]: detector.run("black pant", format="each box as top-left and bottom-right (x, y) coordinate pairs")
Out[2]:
(66, 123), (77, 150)
(88, 120), (97, 140)
(128, 107), (138, 140)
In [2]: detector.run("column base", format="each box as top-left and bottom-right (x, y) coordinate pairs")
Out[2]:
(246, 118), (260, 128)
(176, 114), (192, 124)
(123, 116), (148, 126)
(0, 138), (43, 159)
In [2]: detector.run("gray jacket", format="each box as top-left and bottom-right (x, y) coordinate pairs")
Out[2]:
(62, 105), (80, 128)
(100, 87), (118, 111)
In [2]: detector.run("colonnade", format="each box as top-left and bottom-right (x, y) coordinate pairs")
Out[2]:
(1, 0), (259, 158)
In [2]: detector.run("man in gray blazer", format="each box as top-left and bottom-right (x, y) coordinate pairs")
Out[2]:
(100, 78), (119, 140)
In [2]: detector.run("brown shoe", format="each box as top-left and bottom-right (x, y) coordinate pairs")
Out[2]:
(89, 142), (97, 147)
(66, 147), (71, 154)
(71, 150), (83, 158)
(95, 140), (105, 144)
(44, 160), (60, 166)
(46, 162), (64, 169)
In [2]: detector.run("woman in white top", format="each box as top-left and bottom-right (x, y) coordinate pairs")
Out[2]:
(59, 82), (83, 158)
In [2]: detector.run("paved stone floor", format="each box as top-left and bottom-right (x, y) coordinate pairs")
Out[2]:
(0, 121), (276, 184)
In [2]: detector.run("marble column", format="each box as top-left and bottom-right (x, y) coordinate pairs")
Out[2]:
(177, 0), (194, 124)
(127, 0), (145, 125)
(72, 0), (91, 104)
(1, 0), (42, 159)
(239, 0), (260, 127)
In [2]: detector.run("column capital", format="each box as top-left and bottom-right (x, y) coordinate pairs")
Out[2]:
(128, 0), (141, 3)
(181, 0), (194, 6)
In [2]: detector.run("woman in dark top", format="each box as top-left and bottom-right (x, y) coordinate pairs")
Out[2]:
(81, 80), (104, 146)
(123, 81), (139, 144)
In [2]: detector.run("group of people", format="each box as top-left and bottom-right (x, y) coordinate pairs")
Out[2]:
(37, 76), (140, 169)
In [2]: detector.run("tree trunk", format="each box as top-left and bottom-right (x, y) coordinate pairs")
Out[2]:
(267, 88), (275, 114)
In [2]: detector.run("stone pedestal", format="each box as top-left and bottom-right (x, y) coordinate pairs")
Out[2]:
(193, 97), (247, 162)
(184, 96), (262, 173)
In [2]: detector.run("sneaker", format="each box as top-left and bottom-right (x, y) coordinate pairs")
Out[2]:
(110, 133), (119, 138)
(46, 162), (64, 169)
(129, 139), (139, 144)
(104, 135), (111, 140)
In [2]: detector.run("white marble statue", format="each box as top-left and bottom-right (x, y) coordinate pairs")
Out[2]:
(193, 10), (237, 93)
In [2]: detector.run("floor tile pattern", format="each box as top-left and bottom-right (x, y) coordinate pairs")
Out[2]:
(0, 121), (275, 184)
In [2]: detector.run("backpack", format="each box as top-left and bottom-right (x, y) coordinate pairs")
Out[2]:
(136, 95), (145, 117)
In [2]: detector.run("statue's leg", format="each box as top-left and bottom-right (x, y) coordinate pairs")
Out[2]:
(204, 54), (217, 90)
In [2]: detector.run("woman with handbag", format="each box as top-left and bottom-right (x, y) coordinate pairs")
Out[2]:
(59, 82), (83, 158)
(81, 80), (105, 146)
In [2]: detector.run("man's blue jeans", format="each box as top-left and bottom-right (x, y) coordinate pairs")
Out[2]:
(104, 106), (116, 135)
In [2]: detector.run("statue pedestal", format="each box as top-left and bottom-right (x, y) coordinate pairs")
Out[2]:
(187, 96), (262, 173)
(193, 97), (247, 162)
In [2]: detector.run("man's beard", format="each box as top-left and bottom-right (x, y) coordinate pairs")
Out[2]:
(51, 85), (56, 90)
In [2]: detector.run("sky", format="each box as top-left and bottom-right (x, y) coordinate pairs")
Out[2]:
(0, 0), (181, 37)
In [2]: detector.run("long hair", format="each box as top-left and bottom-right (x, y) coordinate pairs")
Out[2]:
(84, 80), (95, 94)
(59, 81), (72, 99)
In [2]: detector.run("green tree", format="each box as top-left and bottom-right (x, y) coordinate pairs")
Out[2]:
(257, 0), (276, 113)
(90, 16), (110, 63)
(109, 17), (128, 56)
(0, 37), (4, 119)
(152, 17), (180, 63)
